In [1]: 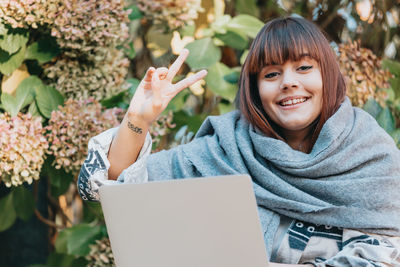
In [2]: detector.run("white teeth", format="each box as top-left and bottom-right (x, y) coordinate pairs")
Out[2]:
(280, 98), (307, 106)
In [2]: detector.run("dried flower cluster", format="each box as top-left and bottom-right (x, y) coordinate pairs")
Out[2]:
(149, 111), (175, 151)
(45, 99), (123, 175)
(0, 113), (48, 187)
(86, 238), (115, 267)
(137, 0), (203, 31)
(338, 41), (392, 107)
(44, 49), (130, 100)
(51, 0), (130, 54)
(0, 0), (60, 29)
(0, 0), (131, 101)
(43, 0), (131, 100)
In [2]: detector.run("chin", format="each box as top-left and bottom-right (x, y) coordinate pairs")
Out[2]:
(279, 121), (313, 131)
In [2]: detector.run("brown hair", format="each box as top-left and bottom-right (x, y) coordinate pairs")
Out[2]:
(235, 16), (346, 152)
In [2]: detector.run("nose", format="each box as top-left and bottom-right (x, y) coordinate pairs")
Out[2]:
(279, 71), (299, 90)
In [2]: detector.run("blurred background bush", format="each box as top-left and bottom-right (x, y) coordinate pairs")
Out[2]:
(0, 0), (399, 266)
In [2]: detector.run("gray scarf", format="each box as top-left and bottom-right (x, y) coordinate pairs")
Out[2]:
(147, 97), (400, 255)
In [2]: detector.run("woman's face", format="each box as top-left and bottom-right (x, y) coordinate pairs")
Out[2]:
(257, 55), (323, 136)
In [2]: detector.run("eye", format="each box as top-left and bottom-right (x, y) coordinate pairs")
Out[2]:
(264, 72), (280, 79)
(298, 65), (313, 71)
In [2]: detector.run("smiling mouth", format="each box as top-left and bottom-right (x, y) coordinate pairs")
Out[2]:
(278, 97), (310, 106)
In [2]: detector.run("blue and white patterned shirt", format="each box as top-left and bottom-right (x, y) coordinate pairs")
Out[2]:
(78, 128), (400, 266)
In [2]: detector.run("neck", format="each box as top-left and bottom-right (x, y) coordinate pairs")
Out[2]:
(281, 127), (313, 153)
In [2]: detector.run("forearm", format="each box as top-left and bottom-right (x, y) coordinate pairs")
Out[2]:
(107, 114), (150, 180)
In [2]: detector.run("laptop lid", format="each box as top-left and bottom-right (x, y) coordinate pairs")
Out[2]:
(99, 174), (269, 267)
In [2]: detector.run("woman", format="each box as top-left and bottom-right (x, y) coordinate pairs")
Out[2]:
(78, 17), (400, 266)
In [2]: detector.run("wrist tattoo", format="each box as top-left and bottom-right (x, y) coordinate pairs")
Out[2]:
(127, 121), (143, 134)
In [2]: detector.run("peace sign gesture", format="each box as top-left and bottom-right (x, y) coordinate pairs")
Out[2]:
(127, 49), (207, 126)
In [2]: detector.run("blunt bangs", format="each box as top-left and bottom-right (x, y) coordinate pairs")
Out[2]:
(248, 18), (322, 74)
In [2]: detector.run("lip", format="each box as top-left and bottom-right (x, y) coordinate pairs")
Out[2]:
(277, 96), (311, 110)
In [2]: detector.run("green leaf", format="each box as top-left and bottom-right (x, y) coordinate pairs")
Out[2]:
(1, 93), (18, 116)
(223, 71), (240, 84)
(382, 59), (400, 76)
(173, 110), (205, 133)
(65, 224), (102, 256)
(0, 192), (17, 232)
(55, 229), (70, 254)
(0, 23), (7, 35)
(56, 224), (103, 256)
(166, 88), (190, 112)
(1, 76), (42, 116)
(42, 158), (74, 197)
(82, 201), (104, 223)
(12, 186), (35, 221)
(127, 78), (140, 97)
(25, 36), (60, 64)
(240, 50), (249, 65)
(210, 15), (231, 34)
(363, 98), (382, 118)
(390, 129), (400, 147)
(28, 102), (42, 117)
(17, 75), (41, 105)
(35, 85), (64, 118)
(205, 62), (238, 102)
(126, 5), (143, 20)
(46, 252), (75, 267)
(215, 30), (248, 50)
(179, 24), (195, 37)
(227, 15), (264, 38)
(185, 38), (221, 70)
(390, 78), (400, 99)
(122, 41), (135, 59)
(0, 45), (26, 75)
(218, 101), (235, 114)
(235, 0), (259, 17)
(376, 107), (395, 133)
(0, 27), (28, 54)
(101, 91), (127, 109)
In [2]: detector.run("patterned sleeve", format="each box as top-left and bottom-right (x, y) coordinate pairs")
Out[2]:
(315, 229), (400, 267)
(77, 127), (152, 202)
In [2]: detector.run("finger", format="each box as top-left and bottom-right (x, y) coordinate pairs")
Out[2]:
(166, 48), (189, 81)
(143, 67), (155, 82)
(142, 67), (155, 90)
(151, 68), (164, 108)
(174, 69), (207, 93)
(156, 67), (168, 80)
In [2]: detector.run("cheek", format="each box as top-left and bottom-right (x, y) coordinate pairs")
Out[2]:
(258, 82), (278, 101)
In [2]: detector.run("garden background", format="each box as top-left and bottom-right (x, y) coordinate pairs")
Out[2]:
(0, 0), (399, 266)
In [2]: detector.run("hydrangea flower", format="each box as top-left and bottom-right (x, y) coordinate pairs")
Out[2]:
(0, 0), (59, 29)
(51, 0), (130, 54)
(0, 113), (48, 187)
(149, 111), (175, 151)
(45, 98), (123, 175)
(137, 0), (203, 31)
(43, 49), (130, 101)
(0, 0), (131, 102)
(338, 41), (392, 107)
(86, 238), (115, 267)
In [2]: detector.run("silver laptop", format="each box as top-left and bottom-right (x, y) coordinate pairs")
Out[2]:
(99, 174), (269, 267)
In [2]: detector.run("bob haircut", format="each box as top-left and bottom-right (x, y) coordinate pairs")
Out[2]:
(235, 16), (346, 152)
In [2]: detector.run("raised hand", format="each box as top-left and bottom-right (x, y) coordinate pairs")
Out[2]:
(127, 49), (207, 126)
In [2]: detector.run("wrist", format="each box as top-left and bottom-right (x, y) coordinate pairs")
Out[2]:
(126, 111), (152, 128)
(123, 114), (150, 135)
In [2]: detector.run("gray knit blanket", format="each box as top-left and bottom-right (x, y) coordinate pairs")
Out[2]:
(147, 97), (400, 255)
